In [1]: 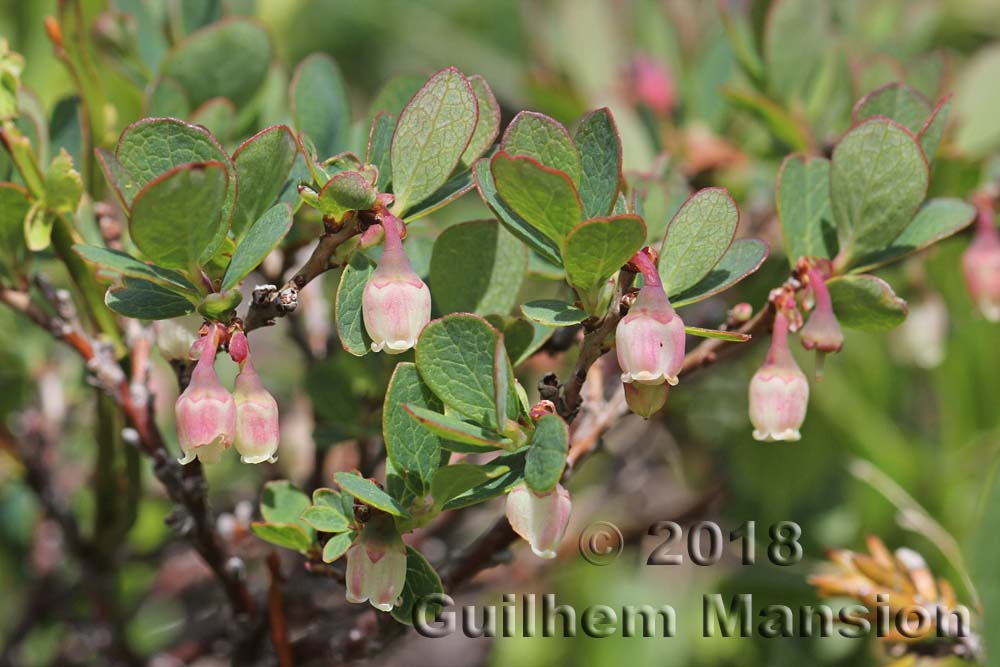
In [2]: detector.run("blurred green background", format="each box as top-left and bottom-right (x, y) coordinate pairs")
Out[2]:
(1, 1), (999, 665)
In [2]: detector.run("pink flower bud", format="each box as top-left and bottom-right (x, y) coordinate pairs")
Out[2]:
(624, 381), (669, 418)
(230, 333), (279, 464)
(749, 310), (809, 442)
(629, 56), (674, 117)
(362, 214), (431, 354)
(345, 515), (407, 611)
(505, 482), (572, 559)
(962, 202), (1000, 322)
(616, 251), (685, 386)
(175, 326), (236, 464)
(800, 268), (843, 353)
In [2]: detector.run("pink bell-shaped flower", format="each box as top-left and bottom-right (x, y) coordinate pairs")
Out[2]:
(228, 331), (279, 464)
(362, 213), (431, 353)
(616, 249), (686, 386)
(749, 310), (810, 442)
(800, 267), (843, 353)
(505, 482), (572, 559)
(962, 198), (1000, 322)
(345, 514), (407, 612)
(175, 325), (236, 464)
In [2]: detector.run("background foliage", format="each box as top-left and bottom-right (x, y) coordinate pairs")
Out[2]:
(1, 1), (999, 666)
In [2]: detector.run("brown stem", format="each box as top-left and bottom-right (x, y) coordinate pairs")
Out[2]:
(267, 553), (295, 667)
(243, 215), (363, 333)
(0, 285), (256, 621)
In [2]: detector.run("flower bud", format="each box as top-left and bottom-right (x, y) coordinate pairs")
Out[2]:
(230, 332), (279, 464)
(962, 203), (1000, 322)
(800, 268), (843, 353)
(749, 311), (809, 442)
(505, 483), (572, 559)
(345, 515), (407, 611)
(616, 251), (685, 386)
(175, 326), (236, 464)
(362, 214), (431, 354)
(628, 56), (674, 117)
(624, 381), (669, 418)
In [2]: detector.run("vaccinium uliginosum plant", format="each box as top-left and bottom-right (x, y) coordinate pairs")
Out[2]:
(0, 11), (991, 657)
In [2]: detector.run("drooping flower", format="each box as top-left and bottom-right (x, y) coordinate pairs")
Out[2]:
(362, 212), (431, 353)
(616, 249), (686, 386)
(345, 514), (407, 612)
(505, 482), (572, 559)
(800, 267), (843, 353)
(175, 324), (236, 464)
(229, 330), (279, 464)
(962, 198), (1000, 322)
(749, 310), (809, 442)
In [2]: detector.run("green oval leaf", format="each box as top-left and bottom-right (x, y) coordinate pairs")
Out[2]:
(563, 214), (646, 298)
(850, 198), (976, 273)
(429, 219), (527, 316)
(391, 546), (444, 626)
(573, 108), (622, 219)
(490, 151), (582, 246)
(460, 75), (500, 169)
(657, 187), (739, 295)
(520, 299), (587, 326)
(163, 19), (271, 107)
(129, 161), (229, 269)
(74, 245), (198, 293)
(321, 531), (355, 563)
(414, 313), (505, 429)
(441, 451), (526, 511)
(827, 274), (908, 331)
(366, 111), (396, 191)
(501, 111), (581, 184)
(261, 480), (313, 528)
(831, 118), (929, 266)
(221, 203), (293, 292)
(250, 522), (313, 553)
(334, 472), (409, 518)
(776, 154), (836, 266)
(334, 251), (375, 356)
(473, 157), (563, 265)
(404, 404), (513, 450)
(390, 67), (478, 214)
(300, 506), (351, 533)
(231, 125), (299, 238)
(671, 238), (769, 307)
(384, 363), (449, 498)
(524, 413), (569, 492)
(105, 278), (196, 320)
(290, 53), (350, 161)
(853, 82), (932, 134)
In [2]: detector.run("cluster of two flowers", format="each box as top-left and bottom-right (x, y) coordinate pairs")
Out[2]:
(615, 249), (843, 442)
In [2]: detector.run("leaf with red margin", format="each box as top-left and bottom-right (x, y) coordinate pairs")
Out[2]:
(671, 238), (769, 308)
(490, 151), (582, 246)
(128, 161), (229, 269)
(658, 187), (740, 296)
(231, 124), (299, 238)
(573, 108), (622, 219)
(501, 111), (581, 185)
(916, 95), (952, 161)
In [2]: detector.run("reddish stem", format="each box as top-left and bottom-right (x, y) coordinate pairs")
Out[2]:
(381, 211), (405, 253)
(765, 310), (792, 366)
(630, 250), (662, 288)
(806, 267), (833, 313)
